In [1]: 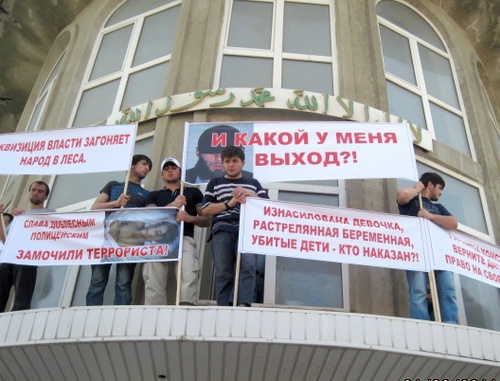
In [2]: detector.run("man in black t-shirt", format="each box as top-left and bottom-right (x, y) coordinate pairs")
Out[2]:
(143, 157), (210, 305)
(397, 172), (458, 323)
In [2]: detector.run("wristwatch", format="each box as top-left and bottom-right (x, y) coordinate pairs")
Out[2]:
(224, 200), (230, 210)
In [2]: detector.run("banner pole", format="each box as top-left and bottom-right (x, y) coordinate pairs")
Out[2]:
(233, 251), (242, 306)
(0, 212), (6, 244)
(419, 192), (442, 322)
(428, 270), (441, 322)
(175, 183), (185, 306)
(121, 170), (131, 209)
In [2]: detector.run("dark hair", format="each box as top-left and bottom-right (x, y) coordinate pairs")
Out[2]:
(132, 154), (153, 170)
(221, 145), (245, 161)
(3, 213), (13, 224)
(419, 172), (445, 189)
(29, 180), (50, 196)
(155, 222), (179, 244)
(197, 125), (241, 153)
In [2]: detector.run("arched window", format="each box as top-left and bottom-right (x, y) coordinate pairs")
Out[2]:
(26, 51), (67, 133)
(377, 0), (473, 157)
(72, 0), (182, 128)
(218, 0), (336, 95)
(0, 34), (69, 200)
(378, 4), (499, 330)
(48, 0), (181, 210)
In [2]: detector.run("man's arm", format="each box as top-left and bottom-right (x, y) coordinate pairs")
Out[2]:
(397, 181), (425, 205)
(231, 187), (256, 204)
(418, 208), (458, 230)
(201, 199), (235, 216)
(195, 205), (211, 227)
(91, 192), (129, 210)
(177, 206), (210, 227)
(10, 208), (26, 216)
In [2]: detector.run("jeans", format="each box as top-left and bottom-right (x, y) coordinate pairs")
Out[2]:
(86, 263), (136, 306)
(0, 264), (37, 312)
(211, 230), (256, 306)
(406, 270), (458, 324)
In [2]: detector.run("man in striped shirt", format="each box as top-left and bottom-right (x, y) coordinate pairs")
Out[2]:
(202, 146), (268, 306)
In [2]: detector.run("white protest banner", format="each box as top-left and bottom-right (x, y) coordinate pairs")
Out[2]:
(252, 121), (418, 182)
(0, 124), (137, 175)
(426, 222), (500, 288)
(182, 121), (418, 184)
(239, 198), (429, 272)
(0, 208), (181, 266)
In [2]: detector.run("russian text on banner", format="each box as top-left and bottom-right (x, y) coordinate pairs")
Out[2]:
(426, 222), (500, 288)
(0, 124), (137, 175)
(239, 198), (429, 272)
(0, 208), (181, 266)
(182, 121), (419, 185)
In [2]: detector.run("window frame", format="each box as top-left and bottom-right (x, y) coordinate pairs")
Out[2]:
(377, 0), (476, 160)
(416, 155), (495, 243)
(69, 0), (182, 127)
(0, 52), (67, 200)
(265, 182), (349, 310)
(216, 0), (338, 94)
(25, 52), (67, 133)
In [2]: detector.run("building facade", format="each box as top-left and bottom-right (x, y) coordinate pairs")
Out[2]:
(0, 0), (499, 379)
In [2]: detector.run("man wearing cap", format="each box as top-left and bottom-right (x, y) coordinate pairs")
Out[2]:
(185, 124), (253, 184)
(143, 157), (210, 305)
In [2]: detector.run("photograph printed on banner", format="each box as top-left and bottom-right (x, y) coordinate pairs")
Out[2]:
(102, 208), (180, 262)
(184, 122), (254, 185)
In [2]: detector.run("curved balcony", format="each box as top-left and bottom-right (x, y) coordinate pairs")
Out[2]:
(0, 306), (499, 381)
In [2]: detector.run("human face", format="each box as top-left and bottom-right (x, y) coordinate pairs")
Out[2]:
(223, 156), (245, 179)
(162, 164), (181, 183)
(429, 183), (444, 201)
(29, 183), (49, 206)
(145, 223), (170, 241)
(198, 151), (224, 175)
(132, 159), (151, 180)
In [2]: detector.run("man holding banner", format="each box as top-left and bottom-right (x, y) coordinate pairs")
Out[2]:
(0, 181), (53, 312)
(202, 146), (268, 307)
(143, 157), (210, 305)
(397, 172), (459, 324)
(86, 154), (152, 306)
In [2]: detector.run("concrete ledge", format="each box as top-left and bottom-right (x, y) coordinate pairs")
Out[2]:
(0, 306), (499, 380)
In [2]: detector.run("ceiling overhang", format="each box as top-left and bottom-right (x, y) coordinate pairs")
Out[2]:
(0, 306), (498, 380)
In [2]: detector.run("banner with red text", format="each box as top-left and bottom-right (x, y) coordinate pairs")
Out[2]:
(426, 223), (500, 288)
(0, 124), (137, 175)
(0, 208), (181, 265)
(183, 121), (418, 184)
(239, 198), (429, 272)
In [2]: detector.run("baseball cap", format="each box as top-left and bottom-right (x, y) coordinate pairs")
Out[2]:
(161, 157), (181, 170)
(197, 125), (241, 153)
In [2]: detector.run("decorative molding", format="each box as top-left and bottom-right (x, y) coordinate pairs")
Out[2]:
(107, 88), (432, 151)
